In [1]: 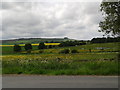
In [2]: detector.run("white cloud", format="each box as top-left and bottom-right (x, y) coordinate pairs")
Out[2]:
(1, 2), (103, 40)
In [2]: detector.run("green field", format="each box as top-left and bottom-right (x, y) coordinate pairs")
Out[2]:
(1, 42), (120, 75)
(2, 42), (119, 54)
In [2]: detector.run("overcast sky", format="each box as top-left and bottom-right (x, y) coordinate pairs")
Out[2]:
(1, 0), (104, 40)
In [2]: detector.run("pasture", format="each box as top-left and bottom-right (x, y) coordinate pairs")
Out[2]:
(1, 42), (120, 75)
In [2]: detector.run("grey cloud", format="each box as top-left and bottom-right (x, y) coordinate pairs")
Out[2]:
(1, 2), (103, 40)
(2, 2), (32, 12)
(2, 2), (14, 9)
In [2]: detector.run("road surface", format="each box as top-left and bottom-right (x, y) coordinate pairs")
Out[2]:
(2, 75), (118, 88)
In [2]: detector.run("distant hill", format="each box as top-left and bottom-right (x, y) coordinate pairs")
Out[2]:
(1, 37), (78, 45)
(1, 37), (119, 45)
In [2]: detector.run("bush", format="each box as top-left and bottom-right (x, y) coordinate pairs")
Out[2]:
(71, 49), (79, 53)
(38, 42), (46, 49)
(59, 49), (70, 54)
(13, 44), (21, 52)
(39, 50), (44, 53)
(48, 45), (53, 49)
(27, 50), (31, 53)
(24, 43), (32, 51)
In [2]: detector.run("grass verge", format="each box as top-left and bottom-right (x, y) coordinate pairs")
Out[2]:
(2, 59), (119, 75)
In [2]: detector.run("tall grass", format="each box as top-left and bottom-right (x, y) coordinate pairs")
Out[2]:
(2, 58), (119, 75)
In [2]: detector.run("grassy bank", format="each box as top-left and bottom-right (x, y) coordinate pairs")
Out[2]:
(2, 57), (119, 75)
(2, 52), (119, 75)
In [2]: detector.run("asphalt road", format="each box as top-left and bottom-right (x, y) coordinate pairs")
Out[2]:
(2, 75), (118, 88)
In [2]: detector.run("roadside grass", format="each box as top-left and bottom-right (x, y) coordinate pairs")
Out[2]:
(2, 59), (119, 75)
(1, 53), (118, 61)
(2, 52), (119, 75)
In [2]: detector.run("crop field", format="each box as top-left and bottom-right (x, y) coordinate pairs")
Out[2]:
(0, 43), (60, 47)
(1, 43), (60, 55)
(1, 42), (120, 75)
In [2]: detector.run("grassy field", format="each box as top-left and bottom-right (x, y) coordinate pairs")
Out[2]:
(1, 42), (120, 75)
(1, 43), (60, 55)
(2, 42), (119, 54)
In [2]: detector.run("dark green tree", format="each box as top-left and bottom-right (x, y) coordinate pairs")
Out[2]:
(13, 44), (21, 52)
(38, 42), (46, 49)
(99, 1), (120, 36)
(24, 43), (32, 51)
(48, 45), (53, 48)
(71, 49), (79, 53)
(59, 49), (70, 54)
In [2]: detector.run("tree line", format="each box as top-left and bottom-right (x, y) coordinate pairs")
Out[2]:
(13, 41), (87, 52)
(59, 41), (86, 47)
(91, 37), (120, 43)
(14, 42), (46, 52)
(14, 37), (120, 52)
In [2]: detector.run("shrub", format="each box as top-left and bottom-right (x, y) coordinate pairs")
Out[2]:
(13, 44), (21, 52)
(38, 42), (46, 49)
(71, 49), (79, 53)
(24, 43), (32, 51)
(59, 49), (70, 54)
(39, 50), (44, 53)
(48, 45), (53, 49)
(27, 50), (31, 53)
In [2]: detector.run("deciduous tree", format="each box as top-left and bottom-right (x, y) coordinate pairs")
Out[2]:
(38, 42), (46, 49)
(24, 43), (32, 51)
(13, 44), (21, 52)
(99, 1), (120, 36)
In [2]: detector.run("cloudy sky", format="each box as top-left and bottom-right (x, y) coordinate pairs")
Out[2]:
(1, 0), (104, 40)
